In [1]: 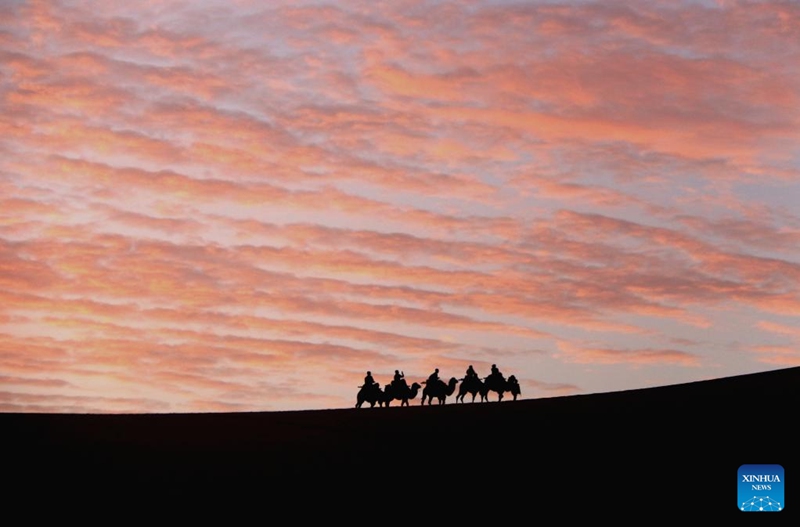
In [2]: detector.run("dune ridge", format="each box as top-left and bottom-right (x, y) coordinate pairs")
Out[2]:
(5, 366), (797, 515)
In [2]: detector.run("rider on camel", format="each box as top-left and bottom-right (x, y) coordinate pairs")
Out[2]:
(427, 368), (440, 386)
(465, 365), (478, 380)
(392, 369), (407, 389)
(487, 364), (505, 387)
(364, 371), (377, 390)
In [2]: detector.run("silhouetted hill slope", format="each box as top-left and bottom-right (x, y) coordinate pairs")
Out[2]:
(5, 367), (798, 517)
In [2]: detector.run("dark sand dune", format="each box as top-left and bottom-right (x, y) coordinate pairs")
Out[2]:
(5, 367), (797, 516)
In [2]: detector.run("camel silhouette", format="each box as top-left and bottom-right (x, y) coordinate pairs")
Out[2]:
(355, 384), (384, 408)
(421, 377), (458, 405)
(484, 374), (521, 402)
(507, 375), (521, 400)
(383, 381), (421, 407)
(456, 376), (488, 403)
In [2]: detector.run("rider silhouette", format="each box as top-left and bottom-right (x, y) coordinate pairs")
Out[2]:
(465, 365), (477, 380)
(427, 368), (440, 385)
(392, 370), (407, 389)
(364, 371), (376, 388)
(487, 364), (505, 386)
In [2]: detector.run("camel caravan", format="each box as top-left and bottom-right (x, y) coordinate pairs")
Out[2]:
(355, 364), (521, 408)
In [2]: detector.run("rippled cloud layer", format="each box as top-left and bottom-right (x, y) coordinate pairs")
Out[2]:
(2, 0), (799, 412)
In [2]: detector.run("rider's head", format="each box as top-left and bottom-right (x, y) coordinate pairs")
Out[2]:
(435, 368), (439, 373)
(367, 371), (371, 375)
(492, 364), (496, 368)
(395, 370), (399, 374)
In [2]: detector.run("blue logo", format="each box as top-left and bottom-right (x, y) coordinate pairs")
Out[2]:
(738, 464), (784, 512)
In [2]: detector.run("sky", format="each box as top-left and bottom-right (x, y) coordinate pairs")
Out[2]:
(1, 0), (799, 413)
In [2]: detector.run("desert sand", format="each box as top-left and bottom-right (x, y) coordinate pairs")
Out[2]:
(5, 366), (797, 517)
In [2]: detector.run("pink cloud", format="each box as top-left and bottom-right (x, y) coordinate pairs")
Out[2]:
(756, 321), (800, 338)
(0, 392), (174, 413)
(557, 341), (702, 367)
(523, 378), (582, 397)
(751, 345), (800, 366)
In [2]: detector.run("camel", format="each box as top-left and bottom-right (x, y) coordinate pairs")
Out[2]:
(383, 381), (421, 407)
(456, 376), (488, 403)
(355, 383), (384, 408)
(507, 375), (521, 401)
(421, 377), (458, 405)
(483, 374), (522, 402)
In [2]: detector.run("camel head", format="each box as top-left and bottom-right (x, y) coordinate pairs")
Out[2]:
(447, 377), (458, 395)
